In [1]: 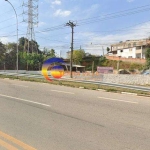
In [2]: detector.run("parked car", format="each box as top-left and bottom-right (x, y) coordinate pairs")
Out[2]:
(141, 70), (150, 75)
(143, 72), (150, 75)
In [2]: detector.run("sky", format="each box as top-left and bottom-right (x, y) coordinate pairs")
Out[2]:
(0, 0), (150, 58)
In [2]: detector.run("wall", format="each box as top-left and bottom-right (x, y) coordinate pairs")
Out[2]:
(0, 70), (42, 75)
(102, 74), (150, 85)
(65, 73), (150, 85)
(0, 70), (150, 85)
(72, 74), (150, 85)
(116, 47), (137, 58)
(106, 56), (146, 64)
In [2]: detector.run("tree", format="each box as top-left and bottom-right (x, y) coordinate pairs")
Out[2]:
(107, 47), (110, 53)
(43, 48), (56, 60)
(5, 43), (17, 70)
(98, 56), (106, 66)
(145, 47), (150, 69)
(0, 42), (6, 69)
(49, 49), (55, 57)
(19, 37), (40, 53)
(72, 49), (85, 65)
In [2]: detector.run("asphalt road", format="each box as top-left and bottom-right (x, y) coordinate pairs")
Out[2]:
(0, 78), (150, 150)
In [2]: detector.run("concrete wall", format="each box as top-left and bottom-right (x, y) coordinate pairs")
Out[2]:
(72, 74), (150, 85)
(102, 74), (150, 85)
(0, 70), (42, 75)
(1, 70), (150, 85)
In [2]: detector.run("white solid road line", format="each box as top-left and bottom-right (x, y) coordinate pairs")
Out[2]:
(0, 94), (51, 107)
(51, 90), (75, 95)
(98, 96), (138, 104)
(12, 84), (28, 88)
(121, 92), (137, 96)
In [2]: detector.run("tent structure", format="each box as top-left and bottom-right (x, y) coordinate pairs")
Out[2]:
(61, 63), (85, 72)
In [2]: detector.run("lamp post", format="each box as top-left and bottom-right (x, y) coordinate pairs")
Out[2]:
(5, 0), (18, 73)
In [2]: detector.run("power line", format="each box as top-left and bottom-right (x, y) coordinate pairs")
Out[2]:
(0, 13), (24, 24)
(35, 26), (66, 33)
(77, 4), (150, 22)
(36, 35), (69, 43)
(33, 5), (150, 34)
(0, 6), (22, 18)
(19, 0), (25, 21)
(0, 30), (17, 36)
(77, 4), (150, 26)
(0, 21), (24, 31)
(74, 20), (150, 34)
(0, 33), (26, 38)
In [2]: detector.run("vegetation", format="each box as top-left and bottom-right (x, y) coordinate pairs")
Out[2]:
(0, 74), (149, 96)
(0, 37), (56, 70)
(145, 47), (150, 69)
(106, 47), (110, 53)
(67, 49), (86, 65)
(81, 55), (144, 72)
(0, 39), (147, 72)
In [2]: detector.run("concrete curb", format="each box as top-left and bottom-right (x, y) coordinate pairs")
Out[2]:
(79, 87), (84, 89)
(121, 92), (138, 96)
(97, 89), (106, 92)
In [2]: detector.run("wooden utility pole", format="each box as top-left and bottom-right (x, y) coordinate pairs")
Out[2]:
(92, 61), (95, 74)
(66, 21), (76, 78)
(102, 46), (104, 56)
(117, 57), (121, 74)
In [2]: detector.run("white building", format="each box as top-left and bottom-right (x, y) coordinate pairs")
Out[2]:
(109, 39), (150, 59)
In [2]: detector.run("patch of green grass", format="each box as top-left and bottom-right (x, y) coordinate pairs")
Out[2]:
(0, 74), (150, 97)
(106, 88), (117, 92)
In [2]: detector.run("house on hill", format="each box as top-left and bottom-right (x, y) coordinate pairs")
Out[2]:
(109, 39), (150, 59)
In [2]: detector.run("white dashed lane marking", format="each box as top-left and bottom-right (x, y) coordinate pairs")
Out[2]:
(98, 96), (138, 104)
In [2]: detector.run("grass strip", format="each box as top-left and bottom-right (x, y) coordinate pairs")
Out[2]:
(0, 74), (150, 97)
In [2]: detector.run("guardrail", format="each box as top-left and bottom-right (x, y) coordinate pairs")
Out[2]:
(0, 72), (150, 92)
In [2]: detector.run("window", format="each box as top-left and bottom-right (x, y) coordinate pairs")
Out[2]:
(133, 42), (136, 47)
(128, 43), (131, 48)
(136, 46), (141, 50)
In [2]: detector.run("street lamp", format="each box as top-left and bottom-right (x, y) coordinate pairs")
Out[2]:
(5, 0), (18, 73)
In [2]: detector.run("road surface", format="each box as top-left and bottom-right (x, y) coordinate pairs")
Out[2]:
(0, 78), (150, 150)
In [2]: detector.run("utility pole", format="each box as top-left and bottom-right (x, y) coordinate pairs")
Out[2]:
(92, 61), (94, 74)
(102, 46), (104, 56)
(117, 56), (121, 74)
(5, 0), (18, 73)
(66, 21), (76, 78)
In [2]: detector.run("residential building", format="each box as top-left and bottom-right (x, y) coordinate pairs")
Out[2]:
(109, 39), (150, 59)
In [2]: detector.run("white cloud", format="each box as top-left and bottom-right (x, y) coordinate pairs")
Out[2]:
(0, 37), (9, 44)
(52, 0), (61, 5)
(38, 22), (46, 27)
(54, 9), (71, 17)
(76, 21), (150, 55)
(81, 4), (100, 19)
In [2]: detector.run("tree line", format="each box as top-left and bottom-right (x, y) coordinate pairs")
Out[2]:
(0, 37), (149, 71)
(0, 37), (56, 70)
